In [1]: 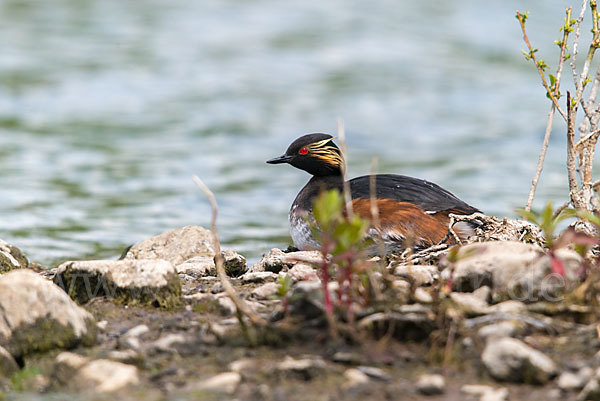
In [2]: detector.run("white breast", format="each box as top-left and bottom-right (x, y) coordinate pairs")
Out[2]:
(289, 206), (320, 251)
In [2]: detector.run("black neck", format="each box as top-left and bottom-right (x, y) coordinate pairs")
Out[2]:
(293, 175), (345, 211)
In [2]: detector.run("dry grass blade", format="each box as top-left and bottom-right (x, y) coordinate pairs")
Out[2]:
(337, 118), (354, 218)
(192, 175), (266, 326)
(525, 106), (555, 212)
(369, 157), (385, 258)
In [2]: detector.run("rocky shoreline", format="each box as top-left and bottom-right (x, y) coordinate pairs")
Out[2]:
(0, 223), (599, 401)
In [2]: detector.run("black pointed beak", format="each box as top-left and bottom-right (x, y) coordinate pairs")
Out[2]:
(266, 154), (292, 164)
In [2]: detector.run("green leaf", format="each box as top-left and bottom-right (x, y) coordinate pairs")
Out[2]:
(516, 10), (530, 22)
(577, 210), (600, 227)
(536, 59), (548, 71)
(516, 208), (540, 226)
(276, 275), (293, 296)
(313, 189), (344, 231)
(554, 208), (577, 223)
(541, 201), (554, 226)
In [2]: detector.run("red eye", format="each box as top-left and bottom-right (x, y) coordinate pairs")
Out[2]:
(299, 147), (308, 155)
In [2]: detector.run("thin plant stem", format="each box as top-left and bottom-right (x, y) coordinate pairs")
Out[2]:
(572, 1), (600, 108)
(571, 0), (589, 87)
(337, 118), (354, 218)
(524, 7), (573, 211)
(369, 157), (385, 258)
(192, 175), (266, 327)
(368, 157), (386, 301)
(319, 240), (338, 339)
(526, 105), (555, 211)
(516, 11), (567, 121)
(566, 94), (585, 208)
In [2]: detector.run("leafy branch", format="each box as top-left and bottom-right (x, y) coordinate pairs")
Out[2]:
(516, 10), (568, 121)
(519, 2), (600, 220)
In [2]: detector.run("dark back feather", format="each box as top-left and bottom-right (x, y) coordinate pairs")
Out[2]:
(348, 174), (480, 215)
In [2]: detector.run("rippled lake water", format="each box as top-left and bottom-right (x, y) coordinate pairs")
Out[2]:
(0, 0), (587, 266)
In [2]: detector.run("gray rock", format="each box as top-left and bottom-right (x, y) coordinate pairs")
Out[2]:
(343, 368), (370, 389)
(251, 282), (279, 300)
(461, 384), (509, 401)
(118, 324), (150, 351)
(450, 291), (491, 316)
(106, 349), (144, 366)
(451, 241), (583, 302)
(176, 256), (215, 277)
(209, 321), (240, 341)
(356, 366), (391, 381)
(123, 324), (150, 339)
(393, 264), (439, 286)
(0, 270), (96, 358)
(54, 352), (140, 393)
(283, 263), (319, 282)
(482, 390), (510, 401)
(215, 293), (270, 320)
(250, 248), (322, 273)
(559, 367), (593, 392)
(0, 239), (28, 273)
(332, 352), (365, 365)
(288, 280), (327, 320)
(123, 225), (215, 266)
(482, 337), (557, 384)
(577, 367), (600, 400)
(147, 333), (186, 354)
(210, 282), (224, 293)
(218, 297), (237, 316)
(0, 345), (18, 377)
(239, 271), (278, 284)
(416, 373), (445, 395)
(477, 321), (523, 339)
(193, 372), (241, 394)
(472, 285), (492, 302)
(414, 287), (433, 304)
(391, 279), (411, 298)
(488, 300), (527, 314)
(357, 305), (435, 341)
(54, 259), (180, 307)
(228, 358), (257, 375)
(39, 267), (58, 281)
(221, 249), (247, 277)
(276, 356), (326, 380)
(182, 292), (216, 305)
(178, 274), (199, 295)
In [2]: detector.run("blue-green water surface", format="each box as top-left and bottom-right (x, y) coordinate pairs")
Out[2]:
(0, 0), (587, 265)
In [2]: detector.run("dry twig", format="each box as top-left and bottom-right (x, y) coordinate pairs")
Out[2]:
(192, 175), (266, 327)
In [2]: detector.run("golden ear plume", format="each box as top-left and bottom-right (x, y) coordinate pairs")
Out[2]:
(307, 138), (343, 167)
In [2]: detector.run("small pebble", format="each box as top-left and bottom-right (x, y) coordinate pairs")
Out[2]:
(416, 373), (445, 395)
(356, 366), (391, 382)
(343, 368), (370, 389)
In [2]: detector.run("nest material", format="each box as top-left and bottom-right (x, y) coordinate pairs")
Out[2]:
(390, 213), (545, 266)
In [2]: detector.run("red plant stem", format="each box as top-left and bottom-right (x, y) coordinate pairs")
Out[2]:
(344, 260), (354, 327)
(319, 238), (339, 338)
(282, 296), (289, 318)
(321, 259), (332, 316)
